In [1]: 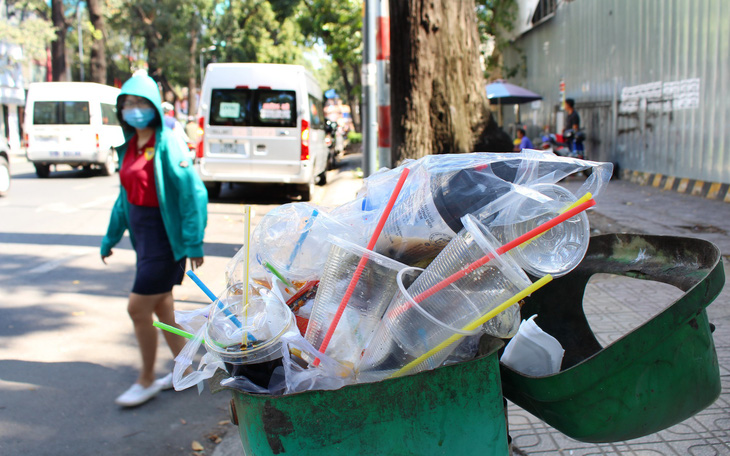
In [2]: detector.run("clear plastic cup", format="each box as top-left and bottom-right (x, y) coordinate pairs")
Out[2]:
(355, 267), (484, 382)
(251, 203), (364, 284)
(305, 236), (412, 367)
(486, 183), (590, 277)
(356, 219), (532, 380)
(204, 284), (296, 366)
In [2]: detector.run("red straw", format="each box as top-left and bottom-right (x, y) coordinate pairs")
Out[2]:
(390, 198), (596, 316)
(313, 168), (410, 365)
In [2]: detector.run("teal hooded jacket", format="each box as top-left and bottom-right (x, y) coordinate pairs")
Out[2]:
(100, 74), (208, 261)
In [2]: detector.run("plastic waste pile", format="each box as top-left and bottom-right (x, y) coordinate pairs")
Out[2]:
(170, 150), (613, 395)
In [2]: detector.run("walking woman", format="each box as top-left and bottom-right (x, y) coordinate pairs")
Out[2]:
(101, 73), (208, 407)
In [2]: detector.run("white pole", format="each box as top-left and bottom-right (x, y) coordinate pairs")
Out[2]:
(376, 0), (391, 169)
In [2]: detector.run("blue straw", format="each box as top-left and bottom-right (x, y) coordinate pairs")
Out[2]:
(186, 270), (244, 330)
(287, 208), (319, 267)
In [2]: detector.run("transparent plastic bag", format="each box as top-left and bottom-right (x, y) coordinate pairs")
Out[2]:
(280, 333), (355, 394)
(353, 150), (611, 267)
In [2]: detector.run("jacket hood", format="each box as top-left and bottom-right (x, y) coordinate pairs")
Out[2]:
(116, 74), (165, 131)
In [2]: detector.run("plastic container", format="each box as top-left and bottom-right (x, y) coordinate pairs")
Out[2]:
(205, 285), (296, 386)
(305, 236), (411, 367)
(357, 218), (532, 380)
(485, 183), (590, 277)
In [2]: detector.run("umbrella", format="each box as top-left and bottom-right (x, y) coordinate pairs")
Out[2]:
(486, 80), (542, 127)
(486, 80), (542, 105)
(324, 88), (339, 99)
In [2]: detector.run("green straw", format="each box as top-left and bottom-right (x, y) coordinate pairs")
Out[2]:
(264, 261), (294, 288)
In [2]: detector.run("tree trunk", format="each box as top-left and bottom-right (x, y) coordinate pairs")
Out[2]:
(50, 0), (67, 81)
(87, 0), (107, 84)
(336, 59), (359, 133)
(187, 26), (199, 117)
(389, 0), (511, 164)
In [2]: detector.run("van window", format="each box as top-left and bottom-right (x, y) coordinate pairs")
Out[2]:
(308, 95), (324, 129)
(101, 103), (120, 126)
(33, 101), (91, 125)
(256, 90), (296, 127)
(209, 88), (296, 128)
(210, 89), (250, 127)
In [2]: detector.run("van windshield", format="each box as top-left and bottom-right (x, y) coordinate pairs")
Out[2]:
(33, 101), (91, 125)
(210, 89), (296, 128)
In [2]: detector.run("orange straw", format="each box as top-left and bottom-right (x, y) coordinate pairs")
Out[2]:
(388, 198), (596, 317)
(313, 168), (410, 366)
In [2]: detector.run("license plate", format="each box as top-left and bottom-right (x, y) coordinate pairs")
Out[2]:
(213, 142), (245, 154)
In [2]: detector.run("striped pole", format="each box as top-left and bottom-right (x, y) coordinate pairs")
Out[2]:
(376, 0), (391, 169)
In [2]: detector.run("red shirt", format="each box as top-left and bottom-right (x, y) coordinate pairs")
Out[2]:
(120, 134), (159, 207)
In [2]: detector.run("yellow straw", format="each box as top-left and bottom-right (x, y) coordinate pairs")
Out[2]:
(388, 274), (553, 378)
(242, 206), (252, 347)
(517, 192), (592, 249)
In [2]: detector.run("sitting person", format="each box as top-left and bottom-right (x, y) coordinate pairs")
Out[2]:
(514, 128), (534, 151)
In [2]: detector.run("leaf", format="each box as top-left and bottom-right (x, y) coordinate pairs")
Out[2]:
(191, 440), (204, 451)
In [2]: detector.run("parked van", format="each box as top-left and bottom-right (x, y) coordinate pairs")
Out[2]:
(196, 63), (328, 200)
(24, 82), (124, 178)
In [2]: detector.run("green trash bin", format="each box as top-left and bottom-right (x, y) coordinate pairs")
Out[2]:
(228, 337), (509, 456)
(500, 233), (724, 443)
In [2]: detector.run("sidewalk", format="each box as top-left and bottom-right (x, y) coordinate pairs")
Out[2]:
(213, 163), (729, 456)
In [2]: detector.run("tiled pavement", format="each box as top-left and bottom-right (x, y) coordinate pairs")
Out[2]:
(508, 262), (730, 456)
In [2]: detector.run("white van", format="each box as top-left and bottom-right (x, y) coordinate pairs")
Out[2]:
(196, 63), (328, 200)
(24, 82), (124, 178)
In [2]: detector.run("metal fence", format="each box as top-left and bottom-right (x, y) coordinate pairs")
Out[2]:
(502, 0), (730, 184)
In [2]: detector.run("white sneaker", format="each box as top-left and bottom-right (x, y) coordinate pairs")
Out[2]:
(153, 373), (174, 391)
(115, 382), (162, 407)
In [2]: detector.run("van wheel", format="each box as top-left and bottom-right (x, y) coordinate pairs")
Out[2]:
(316, 169), (327, 186)
(204, 181), (221, 199)
(0, 156), (10, 196)
(101, 150), (117, 176)
(35, 163), (50, 178)
(298, 176), (315, 201)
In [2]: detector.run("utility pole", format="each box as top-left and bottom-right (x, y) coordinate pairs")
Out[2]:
(362, 0), (378, 177)
(376, 0), (391, 169)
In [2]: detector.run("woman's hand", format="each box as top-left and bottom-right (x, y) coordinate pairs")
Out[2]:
(190, 257), (204, 271)
(101, 250), (113, 265)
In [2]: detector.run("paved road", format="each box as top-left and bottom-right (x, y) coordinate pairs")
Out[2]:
(0, 155), (360, 456)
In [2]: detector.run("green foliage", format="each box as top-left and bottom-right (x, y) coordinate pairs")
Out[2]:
(347, 131), (362, 143)
(0, 17), (56, 62)
(475, 0), (523, 80)
(210, 0), (306, 66)
(298, 0), (363, 109)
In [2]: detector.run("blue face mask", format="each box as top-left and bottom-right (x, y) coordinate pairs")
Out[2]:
(122, 108), (156, 129)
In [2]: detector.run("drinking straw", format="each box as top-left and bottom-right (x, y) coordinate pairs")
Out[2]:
(287, 208), (319, 267)
(388, 274), (553, 378)
(153, 321), (227, 348)
(409, 198), (595, 306)
(154, 321), (194, 339)
(186, 270), (243, 329)
(264, 261), (294, 288)
(313, 167), (410, 366)
(242, 206), (252, 347)
(517, 192), (592, 249)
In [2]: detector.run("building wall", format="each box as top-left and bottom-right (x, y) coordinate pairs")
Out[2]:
(504, 0), (730, 184)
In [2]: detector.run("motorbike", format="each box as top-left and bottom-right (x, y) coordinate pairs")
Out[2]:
(541, 130), (591, 176)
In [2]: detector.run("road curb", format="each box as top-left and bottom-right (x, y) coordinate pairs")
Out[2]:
(621, 168), (730, 203)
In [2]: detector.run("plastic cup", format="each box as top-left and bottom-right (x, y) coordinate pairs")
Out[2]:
(356, 220), (532, 380)
(355, 267), (484, 382)
(205, 284), (296, 386)
(305, 236), (412, 367)
(486, 183), (590, 277)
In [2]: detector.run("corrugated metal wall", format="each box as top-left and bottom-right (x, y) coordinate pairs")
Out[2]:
(502, 0), (730, 184)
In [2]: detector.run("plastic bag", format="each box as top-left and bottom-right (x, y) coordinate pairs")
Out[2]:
(280, 333), (355, 394)
(500, 315), (564, 376)
(352, 150), (611, 267)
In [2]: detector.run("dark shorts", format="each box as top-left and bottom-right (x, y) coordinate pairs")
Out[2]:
(128, 204), (186, 295)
